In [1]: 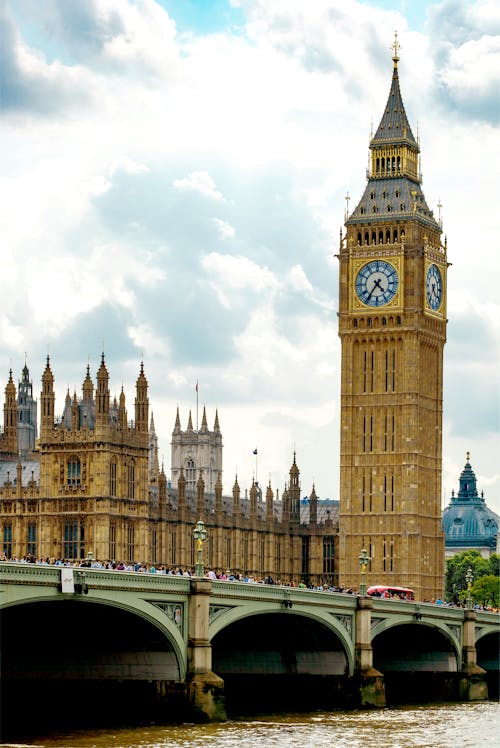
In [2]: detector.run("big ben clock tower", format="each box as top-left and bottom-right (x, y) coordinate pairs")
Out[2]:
(338, 36), (447, 600)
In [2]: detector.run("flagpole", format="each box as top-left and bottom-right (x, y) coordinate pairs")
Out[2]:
(196, 380), (199, 431)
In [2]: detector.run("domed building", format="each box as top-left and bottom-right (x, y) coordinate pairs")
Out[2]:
(442, 453), (499, 559)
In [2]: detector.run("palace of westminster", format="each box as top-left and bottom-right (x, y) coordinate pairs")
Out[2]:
(1, 46), (497, 601)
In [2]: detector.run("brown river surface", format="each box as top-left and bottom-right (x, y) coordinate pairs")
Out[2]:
(2, 702), (499, 748)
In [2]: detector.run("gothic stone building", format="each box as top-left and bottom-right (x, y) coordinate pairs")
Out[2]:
(0, 357), (338, 586)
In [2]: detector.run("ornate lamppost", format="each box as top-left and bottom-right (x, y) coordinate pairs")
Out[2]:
(193, 519), (207, 577)
(358, 548), (370, 596)
(465, 567), (474, 609)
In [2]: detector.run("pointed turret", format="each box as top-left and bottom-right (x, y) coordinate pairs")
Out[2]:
(149, 411), (160, 481)
(71, 391), (78, 431)
(40, 356), (55, 438)
(95, 353), (110, 426)
(16, 458), (23, 498)
(118, 387), (127, 429)
(135, 360), (149, 433)
(62, 388), (72, 430)
(249, 478), (258, 518)
(174, 406), (181, 433)
(177, 467), (187, 514)
(215, 471), (223, 515)
(187, 410), (193, 431)
(232, 474), (240, 517)
(158, 463), (167, 510)
(309, 483), (318, 526)
(200, 405), (208, 432)
(213, 409), (220, 433)
(82, 364), (93, 401)
(196, 469), (205, 517)
(266, 480), (274, 521)
(3, 370), (18, 456)
(288, 452), (300, 524)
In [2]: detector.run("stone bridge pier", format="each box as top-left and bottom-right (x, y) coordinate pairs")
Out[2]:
(187, 579), (226, 721)
(355, 596), (386, 707)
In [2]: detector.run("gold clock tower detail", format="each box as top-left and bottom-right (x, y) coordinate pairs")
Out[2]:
(338, 36), (447, 600)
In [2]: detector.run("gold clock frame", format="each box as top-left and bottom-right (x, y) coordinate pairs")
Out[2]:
(351, 255), (403, 312)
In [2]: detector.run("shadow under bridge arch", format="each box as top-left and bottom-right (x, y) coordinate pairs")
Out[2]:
(1, 599), (185, 739)
(372, 622), (460, 706)
(212, 611), (353, 716)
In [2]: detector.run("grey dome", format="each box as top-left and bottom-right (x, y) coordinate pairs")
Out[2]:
(442, 454), (498, 550)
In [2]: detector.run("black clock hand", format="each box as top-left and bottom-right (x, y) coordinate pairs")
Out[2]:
(366, 277), (383, 301)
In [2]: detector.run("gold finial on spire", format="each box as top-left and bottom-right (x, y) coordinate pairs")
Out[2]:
(391, 30), (400, 67)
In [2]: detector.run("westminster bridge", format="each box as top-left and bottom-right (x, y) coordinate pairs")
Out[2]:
(1, 563), (499, 735)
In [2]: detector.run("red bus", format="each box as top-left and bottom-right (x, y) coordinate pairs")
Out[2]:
(367, 585), (414, 600)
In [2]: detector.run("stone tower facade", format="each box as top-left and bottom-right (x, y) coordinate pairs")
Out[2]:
(36, 355), (151, 563)
(337, 39), (447, 600)
(17, 364), (37, 458)
(170, 406), (223, 496)
(0, 371), (17, 458)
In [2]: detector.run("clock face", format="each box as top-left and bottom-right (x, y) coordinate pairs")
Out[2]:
(355, 260), (399, 307)
(426, 264), (442, 311)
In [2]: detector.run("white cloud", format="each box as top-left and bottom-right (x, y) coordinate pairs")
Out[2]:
(213, 218), (235, 239)
(173, 171), (227, 202)
(1, 0), (499, 516)
(202, 253), (280, 308)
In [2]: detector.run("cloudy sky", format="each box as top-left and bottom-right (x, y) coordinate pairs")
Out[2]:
(1, 0), (499, 514)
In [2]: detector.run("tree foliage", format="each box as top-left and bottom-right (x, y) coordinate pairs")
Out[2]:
(445, 550), (499, 603)
(470, 575), (500, 608)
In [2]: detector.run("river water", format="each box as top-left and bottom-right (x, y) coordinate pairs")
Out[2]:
(2, 703), (499, 748)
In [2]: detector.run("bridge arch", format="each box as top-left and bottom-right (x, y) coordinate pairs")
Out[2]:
(210, 608), (354, 715)
(475, 628), (500, 700)
(0, 596), (187, 736)
(0, 592), (187, 677)
(210, 604), (354, 673)
(371, 620), (461, 705)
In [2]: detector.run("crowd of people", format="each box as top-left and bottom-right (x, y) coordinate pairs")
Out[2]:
(0, 553), (496, 611)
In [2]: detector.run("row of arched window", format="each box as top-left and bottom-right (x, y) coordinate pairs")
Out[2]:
(65, 456), (135, 498)
(375, 155), (401, 174)
(356, 228), (405, 245)
(353, 316), (402, 329)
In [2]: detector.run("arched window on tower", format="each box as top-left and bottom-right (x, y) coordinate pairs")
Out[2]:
(127, 460), (135, 499)
(110, 457), (117, 496)
(67, 456), (81, 486)
(186, 458), (196, 492)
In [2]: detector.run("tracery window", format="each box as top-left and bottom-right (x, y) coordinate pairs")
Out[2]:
(186, 459), (196, 492)
(127, 461), (135, 498)
(67, 456), (81, 486)
(110, 458), (117, 496)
